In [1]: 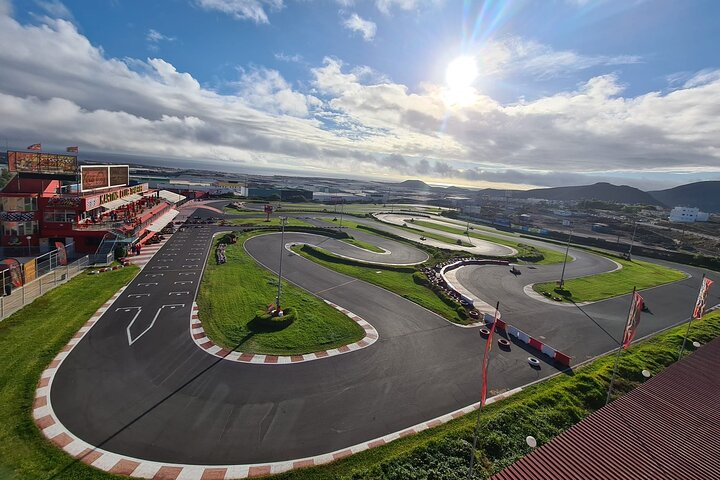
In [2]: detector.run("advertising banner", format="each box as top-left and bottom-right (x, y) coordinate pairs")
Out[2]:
(81, 166), (109, 191)
(109, 165), (129, 187)
(81, 165), (130, 191)
(23, 259), (37, 283)
(2, 259), (24, 287)
(55, 242), (68, 266)
(7, 151), (77, 174)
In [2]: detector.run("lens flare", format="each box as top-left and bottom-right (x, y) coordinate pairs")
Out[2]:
(446, 55), (479, 90)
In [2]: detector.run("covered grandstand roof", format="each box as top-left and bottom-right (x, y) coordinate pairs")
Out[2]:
(493, 337), (720, 480)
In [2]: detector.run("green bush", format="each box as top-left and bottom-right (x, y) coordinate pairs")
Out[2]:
(412, 271), (429, 286)
(253, 306), (297, 330)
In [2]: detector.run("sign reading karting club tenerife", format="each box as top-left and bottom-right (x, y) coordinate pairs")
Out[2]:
(80, 165), (130, 192)
(7, 150), (77, 174)
(84, 183), (148, 211)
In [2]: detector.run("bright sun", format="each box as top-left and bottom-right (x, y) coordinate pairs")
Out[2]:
(444, 56), (478, 106)
(445, 55), (478, 90)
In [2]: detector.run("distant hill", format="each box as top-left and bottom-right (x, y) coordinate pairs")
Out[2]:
(511, 182), (663, 205)
(397, 179), (431, 190)
(649, 181), (720, 213)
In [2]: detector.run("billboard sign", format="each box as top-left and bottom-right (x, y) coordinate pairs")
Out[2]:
(7, 151), (77, 174)
(80, 165), (129, 191)
(109, 166), (129, 187)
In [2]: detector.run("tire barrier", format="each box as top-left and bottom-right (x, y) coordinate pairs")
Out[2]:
(483, 312), (573, 367)
(422, 258), (510, 308)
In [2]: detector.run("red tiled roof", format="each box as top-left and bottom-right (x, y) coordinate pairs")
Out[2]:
(493, 337), (720, 480)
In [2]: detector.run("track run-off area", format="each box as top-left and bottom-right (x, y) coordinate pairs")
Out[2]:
(39, 203), (719, 478)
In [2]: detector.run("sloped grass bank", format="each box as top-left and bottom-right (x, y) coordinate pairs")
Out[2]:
(293, 244), (471, 325)
(267, 310), (720, 480)
(197, 232), (364, 355)
(0, 267), (139, 480)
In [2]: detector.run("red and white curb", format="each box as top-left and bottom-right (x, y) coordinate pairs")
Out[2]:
(33, 283), (525, 479)
(190, 301), (379, 363)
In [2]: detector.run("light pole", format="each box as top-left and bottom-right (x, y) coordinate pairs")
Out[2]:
(339, 200), (344, 229)
(275, 216), (287, 311)
(558, 230), (573, 290)
(26, 235), (32, 257)
(627, 221), (638, 259)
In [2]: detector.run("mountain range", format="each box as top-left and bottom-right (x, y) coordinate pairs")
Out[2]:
(392, 180), (720, 213)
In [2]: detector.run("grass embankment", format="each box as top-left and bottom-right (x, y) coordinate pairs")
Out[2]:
(293, 245), (470, 325)
(342, 238), (386, 253)
(267, 310), (720, 480)
(197, 232), (364, 355)
(314, 218), (386, 253)
(533, 257), (687, 303)
(410, 219), (566, 265)
(229, 217), (312, 227)
(0, 267), (138, 480)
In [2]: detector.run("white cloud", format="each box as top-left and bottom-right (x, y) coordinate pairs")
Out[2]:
(374, 0), (442, 15)
(274, 52), (303, 63)
(475, 36), (641, 81)
(0, 10), (717, 188)
(194, 0), (283, 24)
(0, 0), (11, 16)
(146, 29), (176, 51)
(233, 66), (321, 117)
(342, 12), (376, 41)
(35, 0), (73, 20)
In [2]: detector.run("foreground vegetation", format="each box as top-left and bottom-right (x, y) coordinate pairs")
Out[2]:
(197, 232), (364, 354)
(293, 245), (471, 324)
(0, 267), (138, 480)
(533, 256), (687, 303)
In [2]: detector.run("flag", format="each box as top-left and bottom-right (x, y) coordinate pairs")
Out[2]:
(693, 277), (714, 319)
(27, 143), (41, 151)
(622, 291), (644, 349)
(66, 146), (78, 153)
(480, 306), (500, 407)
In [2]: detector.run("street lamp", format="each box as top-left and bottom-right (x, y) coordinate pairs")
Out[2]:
(26, 235), (32, 257)
(275, 216), (287, 311)
(558, 230), (573, 290)
(627, 221), (638, 259)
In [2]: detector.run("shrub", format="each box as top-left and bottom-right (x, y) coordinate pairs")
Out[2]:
(253, 307), (297, 330)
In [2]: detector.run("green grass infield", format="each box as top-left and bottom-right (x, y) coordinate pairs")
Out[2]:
(533, 257), (687, 303)
(0, 266), (139, 480)
(196, 232), (365, 355)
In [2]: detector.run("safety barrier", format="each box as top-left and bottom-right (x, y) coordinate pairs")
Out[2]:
(438, 259), (510, 307)
(483, 312), (573, 367)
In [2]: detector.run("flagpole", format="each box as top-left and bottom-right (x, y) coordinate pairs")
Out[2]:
(678, 273), (705, 360)
(606, 287), (636, 405)
(468, 301), (500, 480)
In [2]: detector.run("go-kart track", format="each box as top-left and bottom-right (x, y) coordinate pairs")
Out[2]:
(37, 205), (718, 479)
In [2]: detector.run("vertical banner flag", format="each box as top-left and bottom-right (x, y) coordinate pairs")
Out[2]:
(693, 277), (714, 319)
(55, 242), (68, 266)
(27, 143), (41, 150)
(481, 304), (500, 407)
(622, 291), (644, 349)
(66, 146), (79, 153)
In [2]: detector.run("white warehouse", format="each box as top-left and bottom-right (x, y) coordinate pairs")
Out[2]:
(668, 206), (709, 223)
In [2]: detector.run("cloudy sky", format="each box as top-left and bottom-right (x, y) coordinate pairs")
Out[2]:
(1, 0), (718, 190)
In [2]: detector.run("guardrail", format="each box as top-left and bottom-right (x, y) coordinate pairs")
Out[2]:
(0, 256), (89, 321)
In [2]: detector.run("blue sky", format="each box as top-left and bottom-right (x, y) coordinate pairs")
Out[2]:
(1, 0), (719, 189)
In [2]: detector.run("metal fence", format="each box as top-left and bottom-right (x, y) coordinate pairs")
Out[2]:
(0, 255), (89, 321)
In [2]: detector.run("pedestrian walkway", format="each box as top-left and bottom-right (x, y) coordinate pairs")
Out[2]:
(122, 236), (171, 269)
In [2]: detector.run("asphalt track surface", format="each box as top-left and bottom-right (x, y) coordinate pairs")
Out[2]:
(50, 205), (720, 467)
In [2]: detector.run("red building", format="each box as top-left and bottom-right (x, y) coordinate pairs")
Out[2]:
(0, 169), (183, 256)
